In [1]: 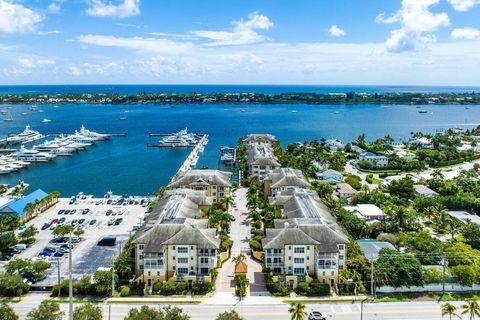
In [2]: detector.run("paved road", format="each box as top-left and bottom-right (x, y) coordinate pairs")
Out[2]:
(12, 294), (460, 320)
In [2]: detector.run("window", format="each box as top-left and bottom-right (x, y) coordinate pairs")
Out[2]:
(293, 258), (304, 264)
(157, 271), (160, 276)
(147, 271), (151, 276)
(331, 271), (334, 276)
(339, 255), (344, 260)
(177, 247), (188, 253)
(293, 268), (305, 275)
(294, 247), (305, 254)
(178, 257), (188, 264)
(339, 245), (344, 250)
(200, 257), (209, 264)
(139, 245), (144, 250)
(177, 268), (188, 274)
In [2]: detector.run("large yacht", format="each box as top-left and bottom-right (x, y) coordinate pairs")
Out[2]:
(159, 128), (198, 147)
(33, 141), (72, 156)
(13, 146), (55, 162)
(79, 125), (110, 141)
(6, 125), (44, 144)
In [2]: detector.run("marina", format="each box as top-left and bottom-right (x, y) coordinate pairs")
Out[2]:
(0, 125), (111, 175)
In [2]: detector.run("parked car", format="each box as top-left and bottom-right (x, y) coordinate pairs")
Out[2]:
(71, 209), (77, 214)
(64, 210), (71, 215)
(59, 217), (66, 223)
(54, 250), (64, 257)
(69, 197), (75, 204)
(106, 210), (112, 216)
(107, 219), (115, 226)
(78, 219), (85, 224)
(89, 219), (96, 225)
(114, 218), (123, 225)
(106, 199), (112, 205)
(41, 223), (50, 230)
(308, 312), (326, 320)
(58, 209), (65, 215)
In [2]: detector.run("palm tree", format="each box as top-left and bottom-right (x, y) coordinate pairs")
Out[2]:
(233, 253), (246, 264)
(462, 299), (480, 320)
(222, 195), (234, 209)
(356, 133), (367, 146)
(289, 302), (307, 320)
(442, 303), (460, 320)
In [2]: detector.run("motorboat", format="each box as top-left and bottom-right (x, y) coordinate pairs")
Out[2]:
(78, 125), (110, 141)
(42, 118), (51, 123)
(159, 128), (198, 147)
(0, 166), (13, 175)
(13, 146), (55, 162)
(6, 125), (44, 144)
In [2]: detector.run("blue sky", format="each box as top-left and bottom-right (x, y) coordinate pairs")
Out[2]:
(1, 0), (480, 85)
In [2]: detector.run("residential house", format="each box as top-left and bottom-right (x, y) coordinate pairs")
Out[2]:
(395, 150), (416, 161)
(333, 183), (358, 200)
(132, 189), (219, 289)
(264, 167), (311, 198)
(359, 152), (389, 167)
(316, 169), (344, 184)
(414, 184), (439, 198)
(344, 204), (387, 222)
(325, 138), (345, 151)
(168, 169), (232, 203)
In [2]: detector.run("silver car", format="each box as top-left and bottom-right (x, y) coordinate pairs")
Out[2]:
(308, 311), (326, 320)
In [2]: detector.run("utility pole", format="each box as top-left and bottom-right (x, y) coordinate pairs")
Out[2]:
(442, 257), (447, 296)
(68, 231), (73, 320)
(370, 258), (375, 300)
(57, 258), (61, 298)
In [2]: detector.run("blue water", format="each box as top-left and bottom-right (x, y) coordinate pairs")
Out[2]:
(0, 87), (479, 197)
(1, 84), (480, 95)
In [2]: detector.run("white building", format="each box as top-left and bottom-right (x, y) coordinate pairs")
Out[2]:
(359, 152), (389, 167)
(345, 204), (387, 222)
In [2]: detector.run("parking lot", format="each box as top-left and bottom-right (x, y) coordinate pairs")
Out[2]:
(2, 196), (151, 286)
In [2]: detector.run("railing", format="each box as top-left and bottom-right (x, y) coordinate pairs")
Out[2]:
(144, 263), (164, 269)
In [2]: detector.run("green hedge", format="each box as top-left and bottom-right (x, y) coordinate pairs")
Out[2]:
(152, 281), (187, 295)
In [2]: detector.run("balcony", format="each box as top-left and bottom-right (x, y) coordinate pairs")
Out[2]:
(144, 263), (164, 269)
(317, 260), (337, 270)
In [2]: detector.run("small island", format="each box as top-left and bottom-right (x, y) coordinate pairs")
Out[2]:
(1, 91), (480, 105)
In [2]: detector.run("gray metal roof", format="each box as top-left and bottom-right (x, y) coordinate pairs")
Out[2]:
(169, 169), (232, 188)
(267, 167), (311, 189)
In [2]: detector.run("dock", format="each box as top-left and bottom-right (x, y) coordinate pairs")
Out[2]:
(171, 134), (209, 180)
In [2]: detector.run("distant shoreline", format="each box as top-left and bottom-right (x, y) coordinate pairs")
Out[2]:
(1, 91), (480, 105)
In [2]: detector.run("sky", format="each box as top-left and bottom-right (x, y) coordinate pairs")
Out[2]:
(0, 0), (480, 85)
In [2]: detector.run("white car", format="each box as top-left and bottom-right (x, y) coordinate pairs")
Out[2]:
(308, 311), (326, 320)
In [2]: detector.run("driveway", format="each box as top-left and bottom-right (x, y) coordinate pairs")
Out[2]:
(214, 188), (267, 295)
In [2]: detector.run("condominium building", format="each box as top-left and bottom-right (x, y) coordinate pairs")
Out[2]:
(168, 169), (232, 203)
(263, 189), (348, 289)
(243, 134), (281, 180)
(132, 189), (219, 289)
(264, 167), (311, 198)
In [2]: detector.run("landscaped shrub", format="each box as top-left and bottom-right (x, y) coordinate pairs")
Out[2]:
(296, 282), (309, 296)
(249, 239), (262, 251)
(152, 281), (187, 295)
(254, 229), (264, 237)
(308, 280), (331, 296)
(254, 221), (262, 229)
(192, 282), (213, 295)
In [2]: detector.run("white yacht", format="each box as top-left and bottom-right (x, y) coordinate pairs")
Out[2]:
(159, 128), (198, 147)
(42, 118), (51, 123)
(79, 125), (110, 141)
(13, 146), (55, 162)
(0, 166), (13, 175)
(68, 131), (95, 145)
(6, 125), (44, 144)
(33, 141), (72, 156)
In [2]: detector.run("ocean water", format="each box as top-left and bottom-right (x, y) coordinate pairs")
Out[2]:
(0, 86), (479, 196)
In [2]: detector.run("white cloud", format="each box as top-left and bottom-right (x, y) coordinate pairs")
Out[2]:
(191, 11), (273, 46)
(376, 0), (450, 53)
(18, 58), (55, 68)
(86, 0), (140, 18)
(0, 0), (43, 34)
(47, 3), (61, 14)
(77, 34), (194, 54)
(38, 30), (63, 35)
(447, 0), (480, 11)
(329, 25), (346, 37)
(451, 27), (480, 40)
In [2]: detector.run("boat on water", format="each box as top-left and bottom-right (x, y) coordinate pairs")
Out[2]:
(220, 146), (236, 165)
(79, 125), (110, 141)
(42, 118), (51, 123)
(119, 117), (128, 120)
(6, 125), (44, 144)
(291, 110), (298, 113)
(30, 105), (38, 111)
(418, 110), (428, 114)
(12, 146), (55, 162)
(159, 128), (198, 147)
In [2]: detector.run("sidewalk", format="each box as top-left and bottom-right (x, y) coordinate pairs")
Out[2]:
(106, 296), (203, 304)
